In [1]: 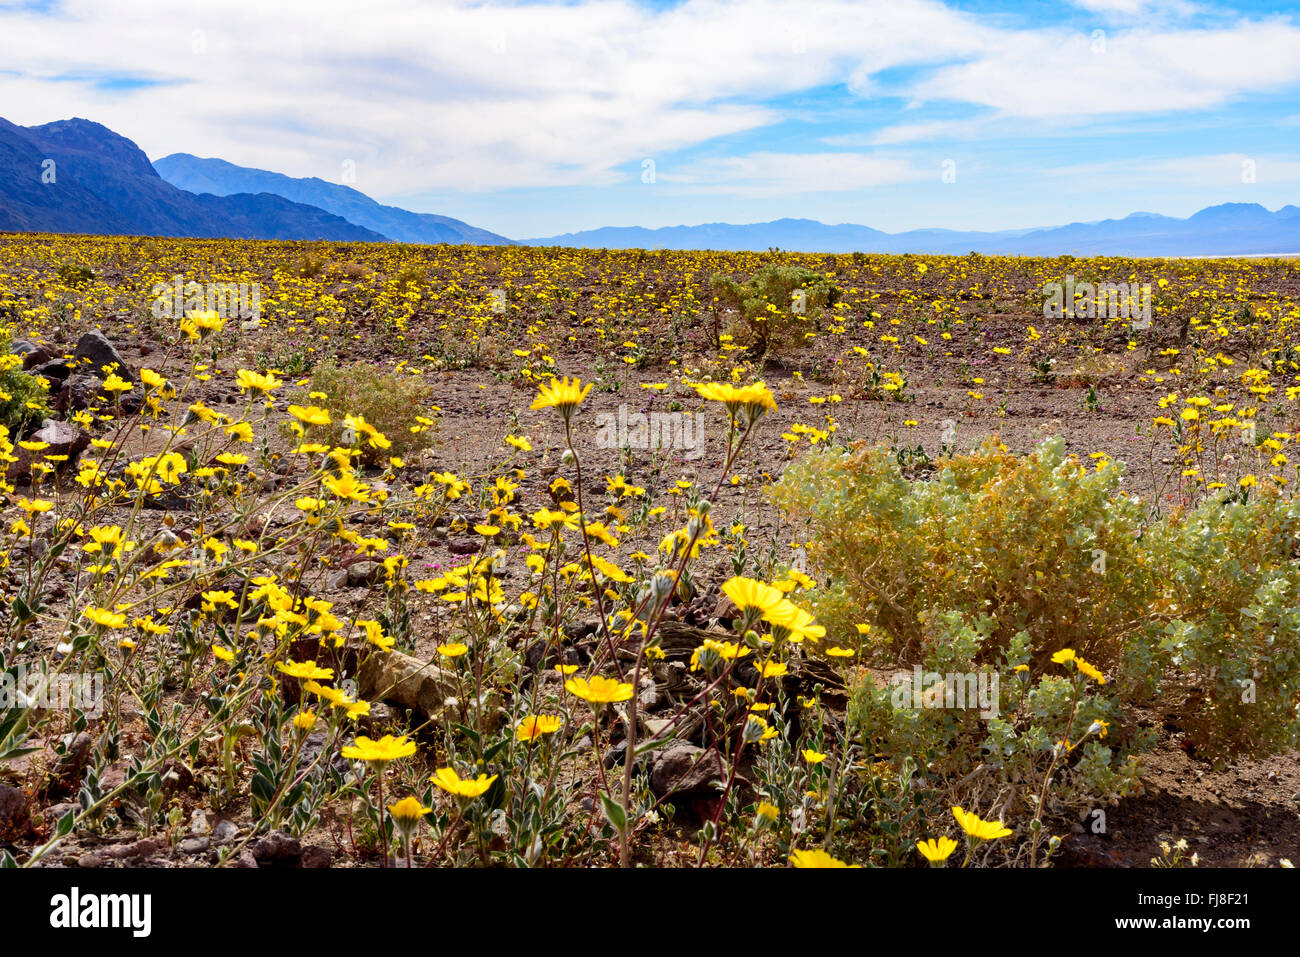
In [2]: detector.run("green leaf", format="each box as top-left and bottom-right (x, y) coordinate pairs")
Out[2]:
(598, 792), (627, 834)
(632, 734), (674, 758)
(250, 773), (275, 804)
(56, 809), (76, 836)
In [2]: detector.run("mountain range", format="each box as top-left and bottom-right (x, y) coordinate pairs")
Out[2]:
(523, 207), (1300, 256)
(3, 115), (1300, 257)
(153, 153), (507, 245)
(0, 118), (384, 242)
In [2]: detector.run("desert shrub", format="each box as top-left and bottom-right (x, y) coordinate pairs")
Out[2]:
(711, 264), (841, 353)
(296, 254), (325, 279)
(0, 327), (51, 435)
(287, 359), (437, 465)
(848, 611), (1141, 864)
(392, 267), (427, 291)
(775, 436), (1300, 762)
(55, 263), (95, 287)
(773, 436), (1150, 666)
(1136, 494), (1300, 759)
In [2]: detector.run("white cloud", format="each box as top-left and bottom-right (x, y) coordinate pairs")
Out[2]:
(910, 20), (1300, 118)
(0, 0), (1297, 203)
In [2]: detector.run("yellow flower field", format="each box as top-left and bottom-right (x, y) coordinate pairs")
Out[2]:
(1, 233), (1298, 868)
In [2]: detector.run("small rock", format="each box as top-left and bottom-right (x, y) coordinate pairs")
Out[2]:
(524, 640), (582, 672)
(359, 701), (398, 732)
(359, 648), (497, 724)
(231, 849), (259, 868)
(44, 732), (92, 794)
(21, 346), (52, 370)
(44, 802), (78, 824)
(213, 820), (239, 843)
(0, 784), (30, 841)
(54, 374), (108, 414)
(648, 741), (725, 799)
(189, 809), (210, 836)
(345, 560), (384, 586)
(179, 836), (210, 854)
(74, 330), (134, 382)
(159, 759), (195, 794)
(602, 741), (627, 770)
(30, 358), (71, 384)
(77, 851), (104, 868)
(111, 837), (160, 860)
(448, 537), (480, 556)
(251, 829), (302, 866)
(8, 419), (91, 481)
(299, 845), (333, 869)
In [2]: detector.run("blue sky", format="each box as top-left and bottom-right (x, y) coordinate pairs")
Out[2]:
(2, 0), (1299, 238)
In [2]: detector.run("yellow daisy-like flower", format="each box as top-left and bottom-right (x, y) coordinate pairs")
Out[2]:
(358, 619), (395, 652)
(288, 404), (331, 426)
(387, 795), (432, 823)
(530, 376), (591, 419)
(181, 309), (225, 341)
(917, 836), (959, 863)
(695, 381), (778, 422)
(83, 606), (127, 629)
(952, 806), (1013, 841)
(721, 576), (786, 616)
(565, 674), (634, 705)
(801, 748), (827, 764)
(1074, 656), (1107, 685)
(516, 714), (563, 742)
(234, 369), (283, 397)
(341, 734), (417, 766)
(102, 373), (133, 394)
(430, 767), (498, 798)
(765, 601), (825, 643)
(275, 659), (336, 681)
(788, 848), (857, 868)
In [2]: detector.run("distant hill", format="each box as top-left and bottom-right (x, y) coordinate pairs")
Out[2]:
(0, 117), (386, 242)
(6, 115), (1299, 257)
(526, 206), (1300, 256)
(154, 153), (509, 246)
